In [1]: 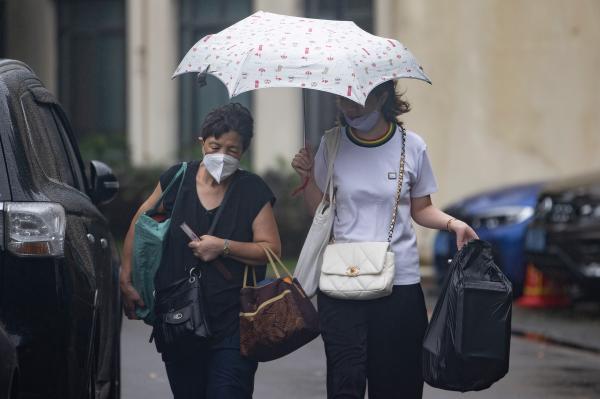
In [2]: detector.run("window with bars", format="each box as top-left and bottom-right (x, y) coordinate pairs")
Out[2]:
(57, 0), (126, 140)
(178, 0), (252, 160)
(303, 0), (373, 149)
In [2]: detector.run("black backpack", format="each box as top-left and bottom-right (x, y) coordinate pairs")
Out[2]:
(423, 239), (512, 392)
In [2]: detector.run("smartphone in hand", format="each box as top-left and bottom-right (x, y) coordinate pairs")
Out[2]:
(180, 222), (200, 241)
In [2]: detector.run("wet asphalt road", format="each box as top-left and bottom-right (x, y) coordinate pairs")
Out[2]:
(121, 314), (600, 399)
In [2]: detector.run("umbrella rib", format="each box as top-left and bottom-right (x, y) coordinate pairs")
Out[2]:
(229, 47), (256, 98)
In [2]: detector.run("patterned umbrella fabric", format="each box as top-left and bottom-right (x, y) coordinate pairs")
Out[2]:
(173, 11), (430, 105)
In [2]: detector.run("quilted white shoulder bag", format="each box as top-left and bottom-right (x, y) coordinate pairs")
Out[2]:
(319, 127), (407, 300)
(293, 127), (342, 297)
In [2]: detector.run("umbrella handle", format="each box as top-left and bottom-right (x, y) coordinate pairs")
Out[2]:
(291, 138), (312, 197)
(291, 176), (310, 197)
(291, 89), (311, 197)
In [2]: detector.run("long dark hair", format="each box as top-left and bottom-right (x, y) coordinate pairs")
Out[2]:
(338, 80), (411, 128)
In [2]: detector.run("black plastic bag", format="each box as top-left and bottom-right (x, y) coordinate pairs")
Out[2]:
(423, 239), (512, 392)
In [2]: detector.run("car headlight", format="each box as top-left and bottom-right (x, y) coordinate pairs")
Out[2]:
(535, 194), (600, 223)
(471, 206), (535, 230)
(549, 203), (576, 223)
(4, 202), (66, 257)
(580, 203), (600, 218)
(537, 196), (553, 215)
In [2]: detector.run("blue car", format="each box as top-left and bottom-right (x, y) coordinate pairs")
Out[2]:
(434, 182), (543, 296)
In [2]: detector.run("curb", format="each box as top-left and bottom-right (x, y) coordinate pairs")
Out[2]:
(511, 328), (600, 355)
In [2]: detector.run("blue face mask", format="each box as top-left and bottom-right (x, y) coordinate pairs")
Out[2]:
(343, 109), (381, 132)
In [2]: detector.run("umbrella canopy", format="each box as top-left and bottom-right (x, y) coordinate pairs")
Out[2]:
(173, 11), (430, 105)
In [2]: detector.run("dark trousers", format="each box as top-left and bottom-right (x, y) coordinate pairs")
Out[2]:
(317, 284), (428, 399)
(163, 332), (258, 399)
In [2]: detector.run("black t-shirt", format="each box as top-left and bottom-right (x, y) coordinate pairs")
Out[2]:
(155, 160), (275, 339)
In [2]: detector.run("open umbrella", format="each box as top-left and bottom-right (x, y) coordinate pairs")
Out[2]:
(173, 11), (431, 193)
(173, 10), (430, 105)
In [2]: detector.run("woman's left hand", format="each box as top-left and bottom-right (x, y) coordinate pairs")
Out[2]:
(450, 220), (479, 250)
(188, 235), (224, 262)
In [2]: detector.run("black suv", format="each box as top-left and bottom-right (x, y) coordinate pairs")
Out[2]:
(0, 60), (121, 398)
(525, 172), (600, 299)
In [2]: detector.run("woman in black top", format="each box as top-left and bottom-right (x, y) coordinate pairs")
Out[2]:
(120, 103), (281, 399)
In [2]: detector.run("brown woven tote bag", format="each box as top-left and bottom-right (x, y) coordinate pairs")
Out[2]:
(239, 246), (320, 362)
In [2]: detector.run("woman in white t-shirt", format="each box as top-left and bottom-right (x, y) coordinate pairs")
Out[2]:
(292, 80), (478, 399)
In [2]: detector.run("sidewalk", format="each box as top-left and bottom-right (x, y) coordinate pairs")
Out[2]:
(121, 267), (600, 399)
(511, 302), (600, 353)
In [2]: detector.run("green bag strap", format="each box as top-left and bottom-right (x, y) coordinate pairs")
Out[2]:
(151, 162), (188, 211)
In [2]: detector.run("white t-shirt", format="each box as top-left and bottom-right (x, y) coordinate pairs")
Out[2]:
(314, 125), (438, 285)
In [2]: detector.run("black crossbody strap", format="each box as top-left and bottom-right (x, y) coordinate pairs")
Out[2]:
(205, 171), (240, 281)
(207, 171), (239, 235)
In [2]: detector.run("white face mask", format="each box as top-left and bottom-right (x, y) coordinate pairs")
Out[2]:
(202, 153), (240, 183)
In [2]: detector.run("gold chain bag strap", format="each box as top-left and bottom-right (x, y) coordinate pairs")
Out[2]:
(319, 126), (406, 300)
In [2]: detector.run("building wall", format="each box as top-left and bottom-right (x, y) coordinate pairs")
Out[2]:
(375, 0), (600, 258)
(7, 1), (598, 259)
(126, 0), (304, 170)
(251, 0), (304, 173)
(127, 0), (179, 167)
(377, 0), (600, 204)
(5, 0), (57, 93)
(10, 1), (597, 182)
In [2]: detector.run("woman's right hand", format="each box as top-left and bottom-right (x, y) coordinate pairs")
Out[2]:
(120, 277), (145, 320)
(291, 145), (324, 215)
(291, 145), (314, 179)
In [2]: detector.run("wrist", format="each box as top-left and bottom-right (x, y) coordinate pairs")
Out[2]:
(446, 217), (458, 232)
(222, 239), (231, 257)
(307, 175), (320, 192)
(119, 277), (132, 288)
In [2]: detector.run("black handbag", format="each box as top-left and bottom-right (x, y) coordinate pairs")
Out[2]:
(152, 172), (238, 353)
(152, 268), (211, 353)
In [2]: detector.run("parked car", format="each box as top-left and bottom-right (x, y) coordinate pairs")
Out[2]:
(525, 172), (600, 299)
(0, 59), (121, 399)
(434, 182), (543, 296)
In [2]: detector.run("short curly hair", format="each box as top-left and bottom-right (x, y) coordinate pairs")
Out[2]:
(200, 103), (254, 151)
(338, 80), (411, 128)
